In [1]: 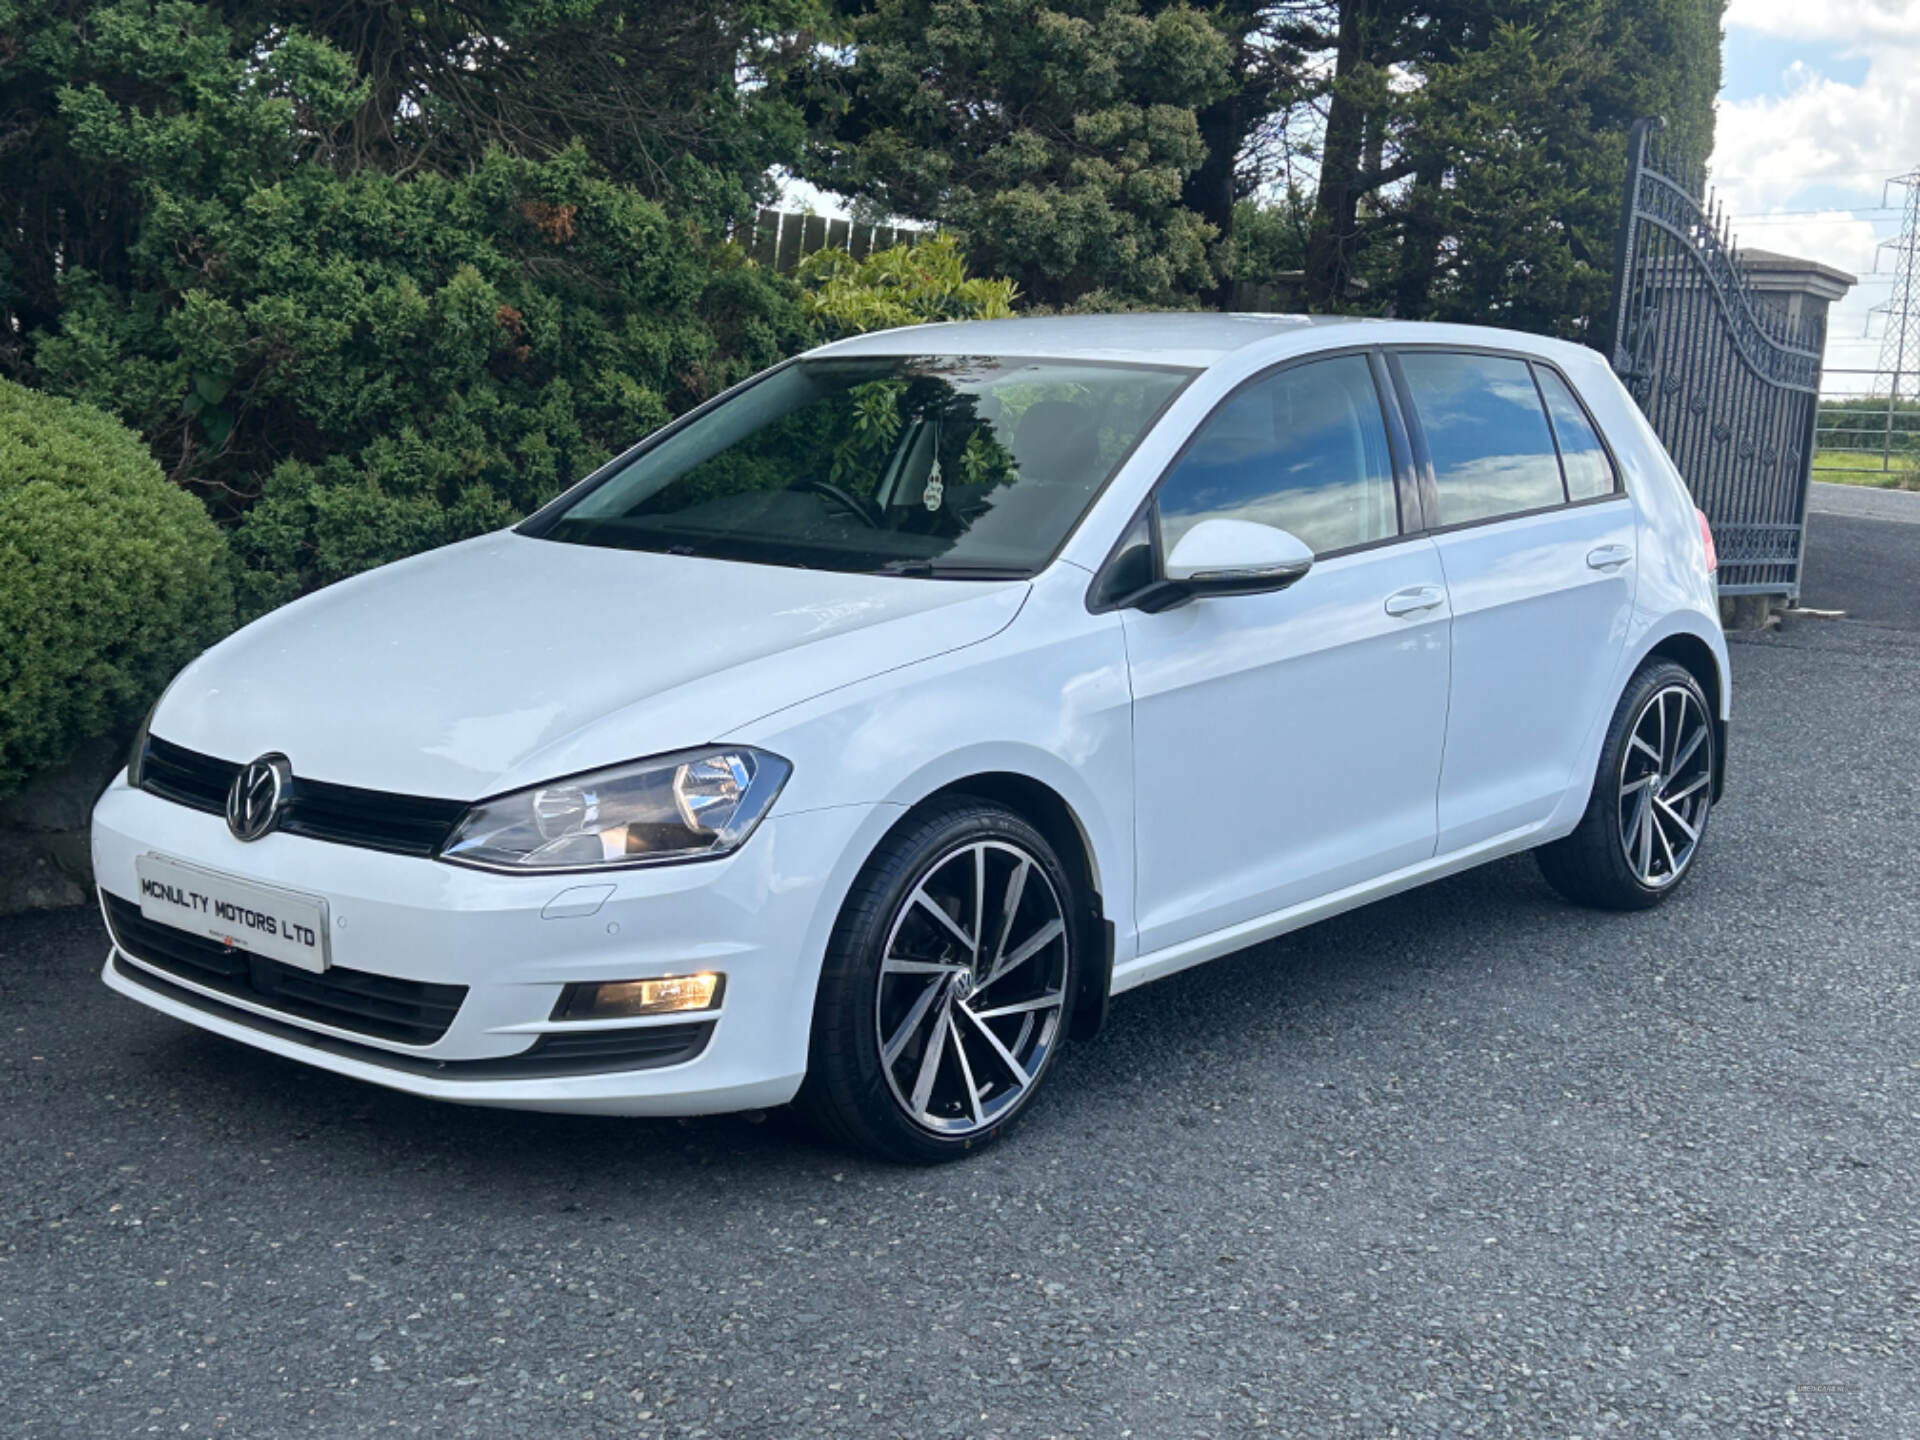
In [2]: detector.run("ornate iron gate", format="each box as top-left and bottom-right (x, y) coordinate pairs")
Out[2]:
(1608, 118), (1824, 596)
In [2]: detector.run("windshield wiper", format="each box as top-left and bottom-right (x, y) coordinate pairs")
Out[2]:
(876, 559), (1030, 580)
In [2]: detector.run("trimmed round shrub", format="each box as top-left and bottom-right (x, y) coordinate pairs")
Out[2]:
(0, 380), (234, 794)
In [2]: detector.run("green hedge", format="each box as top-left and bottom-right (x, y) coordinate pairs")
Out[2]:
(0, 381), (234, 795)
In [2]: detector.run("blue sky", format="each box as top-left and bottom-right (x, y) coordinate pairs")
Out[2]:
(1713, 0), (1920, 381)
(1722, 32), (1866, 105)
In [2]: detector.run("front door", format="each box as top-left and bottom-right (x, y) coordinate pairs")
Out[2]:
(1122, 353), (1454, 959)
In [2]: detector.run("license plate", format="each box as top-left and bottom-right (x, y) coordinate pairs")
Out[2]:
(133, 853), (330, 973)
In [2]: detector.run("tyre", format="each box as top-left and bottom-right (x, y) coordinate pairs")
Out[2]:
(1537, 659), (1715, 910)
(799, 798), (1080, 1163)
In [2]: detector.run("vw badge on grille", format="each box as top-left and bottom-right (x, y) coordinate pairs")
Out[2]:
(227, 754), (292, 841)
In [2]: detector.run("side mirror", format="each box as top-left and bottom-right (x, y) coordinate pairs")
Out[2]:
(1161, 518), (1314, 598)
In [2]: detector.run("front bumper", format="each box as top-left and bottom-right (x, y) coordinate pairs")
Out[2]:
(92, 775), (886, 1115)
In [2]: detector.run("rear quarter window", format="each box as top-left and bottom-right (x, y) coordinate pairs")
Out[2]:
(1535, 367), (1619, 501)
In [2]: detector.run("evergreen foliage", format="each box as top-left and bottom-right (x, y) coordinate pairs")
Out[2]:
(3, 11), (818, 614)
(0, 379), (234, 794)
(1299, 0), (1725, 335)
(795, 0), (1235, 307)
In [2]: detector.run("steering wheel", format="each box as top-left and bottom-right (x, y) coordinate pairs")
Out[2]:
(806, 480), (881, 529)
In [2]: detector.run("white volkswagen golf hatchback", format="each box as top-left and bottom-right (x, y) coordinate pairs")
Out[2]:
(95, 314), (1728, 1161)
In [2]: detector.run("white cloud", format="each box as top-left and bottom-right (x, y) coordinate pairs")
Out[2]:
(1725, 0), (1920, 40)
(1712, 3), (1920, 370)
(1713, 64), (1918, 219)
(1734, 213), (1884, 277)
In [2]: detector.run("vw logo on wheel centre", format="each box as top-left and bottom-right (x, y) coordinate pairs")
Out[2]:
(226, 754), (292, 841)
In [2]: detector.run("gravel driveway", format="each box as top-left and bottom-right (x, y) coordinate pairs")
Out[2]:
(5, 521), (1919, 1438)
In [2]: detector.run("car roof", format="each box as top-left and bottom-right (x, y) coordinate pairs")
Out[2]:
(803, 313), (1612, 377)
(807, 312), (1374, 369)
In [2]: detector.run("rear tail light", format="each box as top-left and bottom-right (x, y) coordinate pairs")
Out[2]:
(1696, 508), (1717, 576)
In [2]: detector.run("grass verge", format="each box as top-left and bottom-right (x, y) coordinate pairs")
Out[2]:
(1810, 449), (1920, 490)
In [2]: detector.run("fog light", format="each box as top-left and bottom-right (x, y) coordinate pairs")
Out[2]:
(557, 974), (723, 1020)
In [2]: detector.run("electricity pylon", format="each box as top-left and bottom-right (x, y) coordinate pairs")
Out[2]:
(1868, 168), (1920, 444)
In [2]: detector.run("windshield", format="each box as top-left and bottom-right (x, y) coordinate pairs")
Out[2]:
(531, 355), (1193, 576)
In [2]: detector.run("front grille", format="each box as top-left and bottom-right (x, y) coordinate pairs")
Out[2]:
(278, 779), (470, 856)
(104, 893), (465, 1045)
(142, 735), (236, 812)
(111, 953), (716, 1078)
(138, 735), (469, 858)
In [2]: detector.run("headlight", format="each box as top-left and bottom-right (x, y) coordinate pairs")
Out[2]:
(437, 747), (791, 872)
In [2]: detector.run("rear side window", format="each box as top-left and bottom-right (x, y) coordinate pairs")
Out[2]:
(1535, 367), (1618, 501)
(1156, 354), (1399, 557)
(1399, 352), (1565, 526)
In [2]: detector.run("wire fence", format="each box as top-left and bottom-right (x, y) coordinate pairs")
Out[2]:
(1813, 368), (1920, 484)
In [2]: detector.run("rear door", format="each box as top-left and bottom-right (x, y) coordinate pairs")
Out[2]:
(1119, 351), (1454, 957)
(1389, 349), (1636, 855)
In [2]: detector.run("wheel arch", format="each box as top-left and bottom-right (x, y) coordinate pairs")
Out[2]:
(1642, 629), (1728, 801)
(1550, 617), (1731, 835)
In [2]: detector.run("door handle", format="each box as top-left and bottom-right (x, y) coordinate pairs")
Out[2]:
(1586, 544), (1634, 570)
(1384, 584), (1446, 617)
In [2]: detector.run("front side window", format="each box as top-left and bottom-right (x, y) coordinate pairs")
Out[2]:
(535, 356), (1192, 576)
(1155, 355), (1400, 556)
(1399, 352), (1566, 526)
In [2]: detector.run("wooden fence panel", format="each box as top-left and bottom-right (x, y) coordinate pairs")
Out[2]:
(750, 209), (781, 267)
(799, 214), (829, 264)
(774, 214), (806, 273)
